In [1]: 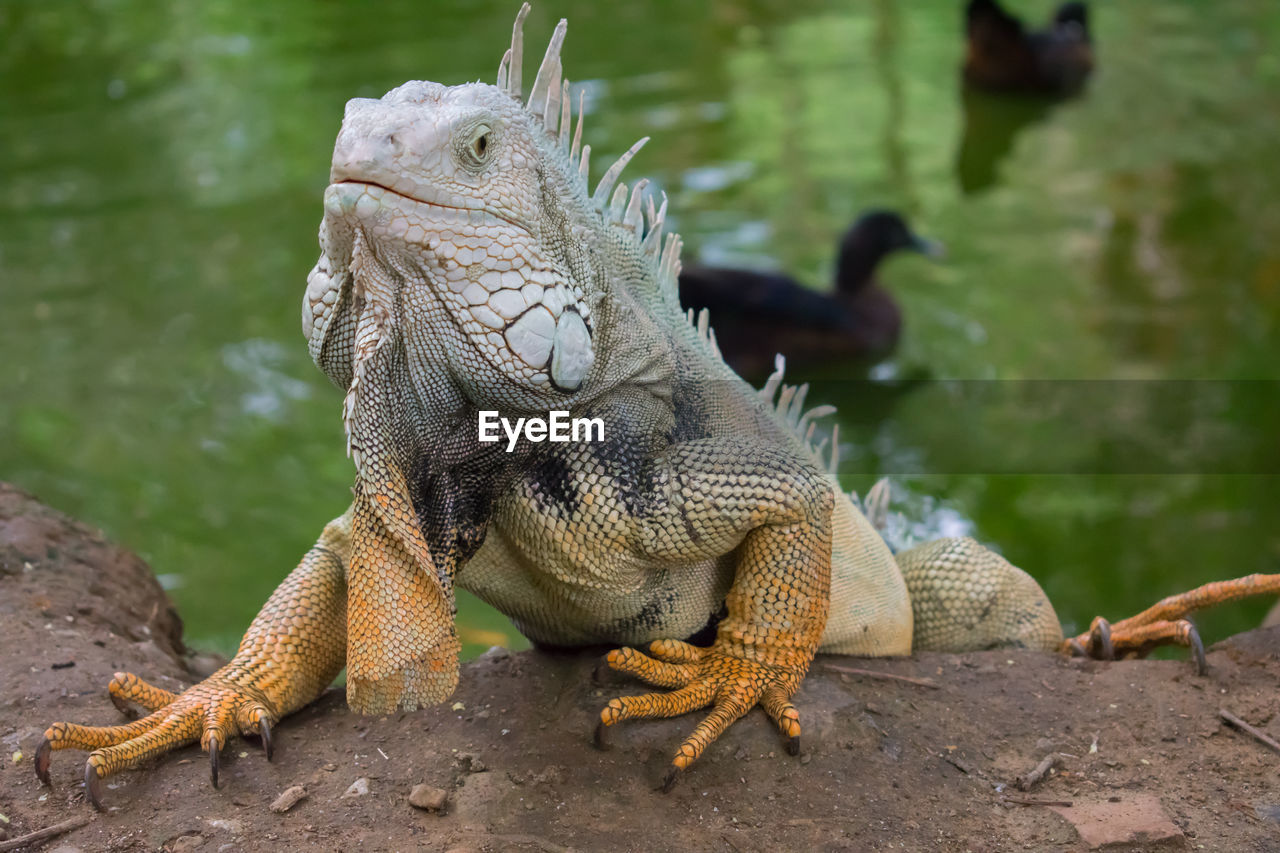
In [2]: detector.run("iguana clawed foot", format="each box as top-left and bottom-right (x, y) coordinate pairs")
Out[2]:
(36, 670), (277, 810)
(594, 639), (805, 790)
(1063, 573), (1280, 674)
(1068, 616), (1207, 675)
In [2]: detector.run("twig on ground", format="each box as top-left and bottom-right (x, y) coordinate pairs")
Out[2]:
(1000, 795), (1073, 807)
(940, 753), (974, 775)
(0, 815), (91, 852)
(822, 664), (940, 689)
(1220, 709), (1280, 755)
(1017, 753), (1067, 791)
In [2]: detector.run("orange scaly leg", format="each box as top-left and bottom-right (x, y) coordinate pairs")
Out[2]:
(36, 512), (352, 809)
(596, 505), (831, 791)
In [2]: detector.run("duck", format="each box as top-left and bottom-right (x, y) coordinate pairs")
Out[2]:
(963, 0), (1094, 97)
(678, 210), (943, 379)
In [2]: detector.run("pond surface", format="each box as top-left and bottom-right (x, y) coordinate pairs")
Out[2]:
(3, 0), (1278, 657)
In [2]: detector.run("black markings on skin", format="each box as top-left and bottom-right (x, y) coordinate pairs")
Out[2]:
(586, 422), (652, 518)
(978, 597), (995, 622)
(408, 414), (528, 573)
(674, 472), (703, 546)
(606, 585), (679, 638)
(525, 453), (579, 516)
(632, 593), (676, 632)
(684, 602), (728, 647)
(669, 385), (711, 443)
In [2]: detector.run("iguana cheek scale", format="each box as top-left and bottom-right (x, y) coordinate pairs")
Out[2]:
(35, 4), (1280, 807)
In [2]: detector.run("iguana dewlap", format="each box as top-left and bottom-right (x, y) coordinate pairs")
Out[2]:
(36, 5), (1280, 806)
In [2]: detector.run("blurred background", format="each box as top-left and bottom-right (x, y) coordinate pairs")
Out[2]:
(2, 0), (1278, 657)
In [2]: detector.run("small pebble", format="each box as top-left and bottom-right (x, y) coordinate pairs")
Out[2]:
(341, 777), (370, 798)
(206, 818), (244, 835)
(408, 783), (449, 813)
(270, 785), (308, 814)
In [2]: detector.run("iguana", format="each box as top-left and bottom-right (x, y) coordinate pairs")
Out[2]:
(35, 4), (1280, 807)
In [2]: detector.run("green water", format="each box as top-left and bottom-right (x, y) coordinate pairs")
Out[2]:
(2, 1), (1277, 658)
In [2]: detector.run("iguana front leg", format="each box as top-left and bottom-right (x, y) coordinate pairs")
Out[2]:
(593, 441), (833, 790)
(35, 511), (353, 809)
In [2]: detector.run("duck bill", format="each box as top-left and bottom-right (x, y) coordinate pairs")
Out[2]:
(910, 234), (948, 260)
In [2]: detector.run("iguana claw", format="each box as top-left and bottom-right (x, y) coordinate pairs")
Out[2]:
(259, 719), (274, 762)
(85, 762), (104, 811)
(34, 737), (52, 787)
(209, 737), (221, 789)
(1089, 618), (1114, 660)
(1188, 625), (1207, 676)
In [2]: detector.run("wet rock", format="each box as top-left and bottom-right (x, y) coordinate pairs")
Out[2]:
(270, 785), (308, 814)
(409, 783), (449, 812)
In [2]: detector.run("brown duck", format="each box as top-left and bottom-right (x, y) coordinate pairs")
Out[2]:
(963, 0), (1094, 96)
(678, 211), (943, 379)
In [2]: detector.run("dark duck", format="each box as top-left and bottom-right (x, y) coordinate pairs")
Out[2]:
(678, 211), (943, 379)
(963, 0), (1094, 97)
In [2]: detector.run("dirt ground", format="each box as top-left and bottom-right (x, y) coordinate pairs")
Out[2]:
(1, 482), (1278, 852)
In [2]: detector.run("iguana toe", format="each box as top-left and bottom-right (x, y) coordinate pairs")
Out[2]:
(605, 646), (700, 689)
(40, 671), (286, 808)
(108, 671), (178, 718)
(598, 647), (806, 784)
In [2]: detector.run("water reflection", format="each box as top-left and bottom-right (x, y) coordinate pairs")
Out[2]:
(956, 87), (1056, 194)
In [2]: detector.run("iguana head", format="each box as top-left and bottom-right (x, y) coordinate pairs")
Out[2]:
(302, 3), (679, 426)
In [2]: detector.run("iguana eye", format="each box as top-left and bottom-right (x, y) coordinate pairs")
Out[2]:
(460, 125), (493, 169)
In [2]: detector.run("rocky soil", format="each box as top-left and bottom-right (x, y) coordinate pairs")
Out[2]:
(1, 482), (1278, 851)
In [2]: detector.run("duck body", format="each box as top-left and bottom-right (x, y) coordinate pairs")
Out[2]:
(679, 211), (940, 378)
(963, 0), (1094, 97)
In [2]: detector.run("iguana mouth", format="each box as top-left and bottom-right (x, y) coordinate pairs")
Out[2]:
(330, 180), (533, 235)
